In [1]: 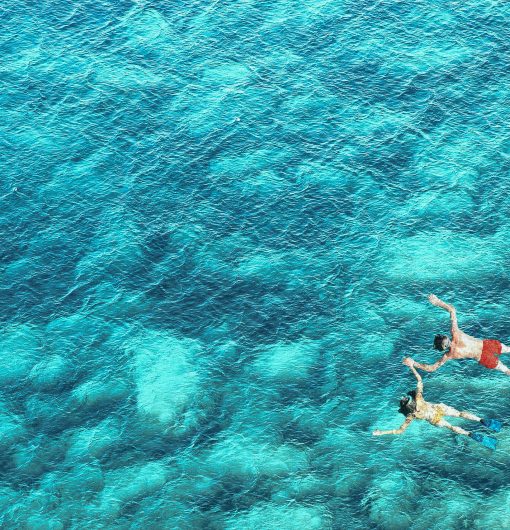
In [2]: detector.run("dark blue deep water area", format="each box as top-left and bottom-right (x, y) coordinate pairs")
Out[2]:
(2, 0), (510, 528)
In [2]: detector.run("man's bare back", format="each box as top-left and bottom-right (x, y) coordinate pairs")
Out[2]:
(406, 294), (510, 375)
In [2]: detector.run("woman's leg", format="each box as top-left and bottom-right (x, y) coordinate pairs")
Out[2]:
(440, 404), (481, 422)
(437, 418), (497, 448)
(441, 404), (501, 432)
(436, 419), (470, 436)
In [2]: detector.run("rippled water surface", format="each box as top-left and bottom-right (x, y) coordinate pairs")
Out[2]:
(2, 0), (510, 528)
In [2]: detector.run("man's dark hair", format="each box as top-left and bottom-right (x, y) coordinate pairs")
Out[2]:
(433, 334), (448, 350)
(398, 391), (417, 416)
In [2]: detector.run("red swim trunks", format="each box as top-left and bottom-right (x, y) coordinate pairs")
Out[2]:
(479, 339), (503, 369)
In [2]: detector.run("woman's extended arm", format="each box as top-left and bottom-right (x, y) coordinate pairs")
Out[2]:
(403, 358), (423, 397)
(373, 416), (414, 436)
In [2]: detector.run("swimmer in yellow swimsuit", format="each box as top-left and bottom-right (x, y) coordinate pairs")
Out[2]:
(372, 358), (501, 449)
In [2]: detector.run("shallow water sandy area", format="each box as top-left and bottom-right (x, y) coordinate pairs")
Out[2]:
(2, 0), (510, 528)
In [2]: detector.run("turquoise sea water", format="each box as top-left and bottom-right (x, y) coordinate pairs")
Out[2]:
(3, 0), (510, 527)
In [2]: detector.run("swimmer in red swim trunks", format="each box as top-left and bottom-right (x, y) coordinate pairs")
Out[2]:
(405, 294), (510, 375)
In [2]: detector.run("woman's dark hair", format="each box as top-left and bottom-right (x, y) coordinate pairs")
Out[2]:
(398, 390), (417, 416)
(433, 334), (448, 350)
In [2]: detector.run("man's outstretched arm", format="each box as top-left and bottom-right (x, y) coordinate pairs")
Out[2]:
(428, 294), (459, 336)
(403, 359), (424, 397)
(407, 354), (449, 373)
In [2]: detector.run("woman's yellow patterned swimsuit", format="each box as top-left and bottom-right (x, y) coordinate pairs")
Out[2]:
(430, 407), (445, 425)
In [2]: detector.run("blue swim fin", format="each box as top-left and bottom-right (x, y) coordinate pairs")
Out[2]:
(481, 418), (502, 433)
(470, 432), (498, 450)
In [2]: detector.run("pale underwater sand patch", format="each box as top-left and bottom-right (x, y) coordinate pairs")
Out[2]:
(86, 283), (152, 321)
(355, 331), (399, 362)
(253, 340), (321, 383)
(11, 462), (165, 528)
(2, 113), (87, 159)
(75, 213), (144, 280)
(271, 473), (328, 504)
(65, 416), (122, 463)
(2, 256), (45, 287)
(473, 301), (510, 339)
(201, 62), (251, 87)
(91, 58), (164, 88)
(0, 400), (25, 449)
(41, 147), (115, 204)
(379, 230), (507, 282)
(280, 90), (339, 121)
(390, 40), (474, 76)
(224, 503), (328, 530)
(1, 25), (92, 78)
(0, 487), (23, 524)
(474, 488), (510, 529)
(0, 324), (42, 386)
(409, 135), (483, 188)
(234, 247), (339, 290)
(69, 376), (129, 412)
(392, 188), (476, 224)
(354, 3), (473, 76)
(232, 168), (291, 194)
(286, 403), (329, 442)
(120, 7), (178, 57)
(254, 47), (303, 76)
(29, 354), (74, 391)
(45, 314), (110, 361)
(342, 303), (402, 363)
(25, 515), (64, 530)
(182, 384), (318, 503)
(209, 147), (290, 180)
(382, 296), (445, 331)
(177, 86), (249, 137)
(127, 492), (210, 530)
(343, 104), (415, 148)
(411, 479), (482, 530)
(0, 37), (45, 73)
(128, 330), (210, 433)
(174, 56), (256, 137)
(39, 462), (104, 502)
(364, 470), (416, 529)
(202, 434), (309, 480)
(294, 163), (352, 187)
(168, 230), (254, 284)
(97, 461), (168, 519)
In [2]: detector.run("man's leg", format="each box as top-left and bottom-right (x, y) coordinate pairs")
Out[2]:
(500, 343), (510, 354)
(495, 360), (510, 375)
